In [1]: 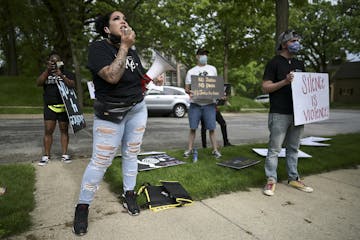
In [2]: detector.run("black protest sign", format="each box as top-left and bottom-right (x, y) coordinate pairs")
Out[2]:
(137, 153), (186, 171)
(216, 157), (261, 170)
(56, 80), (86, 133)
(191, 75), (224, 102)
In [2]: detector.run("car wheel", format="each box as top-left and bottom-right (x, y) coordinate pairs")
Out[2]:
(173, 104), (186, 118)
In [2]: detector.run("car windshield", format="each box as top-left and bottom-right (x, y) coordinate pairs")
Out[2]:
(164, 88), (182, 95)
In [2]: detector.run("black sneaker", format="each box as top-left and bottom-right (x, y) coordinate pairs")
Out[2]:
(73, 204), (89, 236)
(122, 190), (140, 216)
(224, 142), (234, 147)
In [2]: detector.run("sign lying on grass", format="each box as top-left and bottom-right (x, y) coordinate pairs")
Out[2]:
(137, 153), (186, 171)
(217, 157), (261, 170)
(300, 136), (331, 147)
(252, 148), (312, 158)
(292, 72), (329, 126)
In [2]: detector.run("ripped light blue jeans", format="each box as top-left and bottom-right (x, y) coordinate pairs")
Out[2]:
(78, 100), (147, 205)
(265, 113), (304, 182)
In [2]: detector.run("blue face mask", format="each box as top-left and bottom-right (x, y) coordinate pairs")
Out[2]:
(288, 41), (301, 54)
(199, 55), (208, 65)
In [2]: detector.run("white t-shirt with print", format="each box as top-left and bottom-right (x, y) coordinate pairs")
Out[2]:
(185, 64), (218, 105)
(185, 64), (217, 84)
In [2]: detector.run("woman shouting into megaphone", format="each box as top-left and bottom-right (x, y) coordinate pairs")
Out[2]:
(73, 11), (148, 236)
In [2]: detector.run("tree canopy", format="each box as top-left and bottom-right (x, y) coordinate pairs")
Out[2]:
(0, 0), (358, 101)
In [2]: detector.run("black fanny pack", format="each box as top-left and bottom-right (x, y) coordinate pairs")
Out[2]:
(93, 99), (141, 123)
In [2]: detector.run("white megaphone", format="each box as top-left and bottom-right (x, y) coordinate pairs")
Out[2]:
(143, 50), (176, 91)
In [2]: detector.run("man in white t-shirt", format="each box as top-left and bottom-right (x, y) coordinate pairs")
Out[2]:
(184, 48), (221, 159)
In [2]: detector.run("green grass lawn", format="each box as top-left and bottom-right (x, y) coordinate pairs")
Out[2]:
(0, 76), (43, 107)
(1, 133), (359, 238)
(1, 76), (359, 114)
(0, 164), (35, 238)
(105, 133), (360, 204)
(0, 76), (268, 114)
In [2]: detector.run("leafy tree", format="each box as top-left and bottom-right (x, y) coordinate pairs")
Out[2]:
(129, 0), (202, 65)
(337, 0), (360, 55)
(228, 61), (264, 98)
(8, 0), (355, 102)
(0, 0), (31, 75)
(290, 0), (359, 72)
(187, 0), (275, 85)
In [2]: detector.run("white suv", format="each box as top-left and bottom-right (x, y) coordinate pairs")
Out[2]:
(145, 86), (190, 118)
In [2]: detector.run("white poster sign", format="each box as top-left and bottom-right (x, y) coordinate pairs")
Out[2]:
(87, 81), (96, 99)
(292, 72), (330, 126)
(300, 136), (331, 146)
(252, 148), (312, 158)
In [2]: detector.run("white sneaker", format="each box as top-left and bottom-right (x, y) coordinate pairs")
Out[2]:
(263, 179), (276, 196)
(183, 149), (192, 158)
(38, 156), (50, 166)
(212, 150), (222, 159)
(61, 154), (72, 164)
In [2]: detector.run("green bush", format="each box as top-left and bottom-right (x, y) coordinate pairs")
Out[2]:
(218, 95), (267, 112)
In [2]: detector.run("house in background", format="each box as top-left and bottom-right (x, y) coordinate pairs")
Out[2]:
(331, 61), (360, 104)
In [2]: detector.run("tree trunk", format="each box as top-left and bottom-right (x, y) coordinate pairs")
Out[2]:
(70, 47), (84, 108)
(275, 0), (289, 53)
(6, 24), (18, 75)
(223, 26), (229, 83)
(3, 0), (18, 75)
(45, 0), (84, 108)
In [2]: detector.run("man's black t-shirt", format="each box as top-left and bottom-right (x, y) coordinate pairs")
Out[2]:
(43, 70), (75, 105)
(263, 55), (305, 114)
(87, 40), (145, 104)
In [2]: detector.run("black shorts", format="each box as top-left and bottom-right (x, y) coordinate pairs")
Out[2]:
(43, 105), (69, 122)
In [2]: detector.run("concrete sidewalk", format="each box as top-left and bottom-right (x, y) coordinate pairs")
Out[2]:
(8, 158), (360, 240)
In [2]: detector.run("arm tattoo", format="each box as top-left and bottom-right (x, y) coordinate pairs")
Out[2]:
(105, 47), (128, 84)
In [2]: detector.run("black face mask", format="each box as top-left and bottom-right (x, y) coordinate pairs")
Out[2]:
(109, 34), (121, 44)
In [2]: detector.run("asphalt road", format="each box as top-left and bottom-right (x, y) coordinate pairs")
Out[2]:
(1, 109), (360, 163)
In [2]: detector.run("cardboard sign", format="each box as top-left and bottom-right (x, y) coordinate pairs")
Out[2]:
(292, 72), (330, 126)
(56, 80), (86, 133)
(191, 75), (224, 102)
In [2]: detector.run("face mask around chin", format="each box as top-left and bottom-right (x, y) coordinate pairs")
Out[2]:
(109, 34), (121, 44)
(199, 55), (208, 65)
(288, 41), (301, 54)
